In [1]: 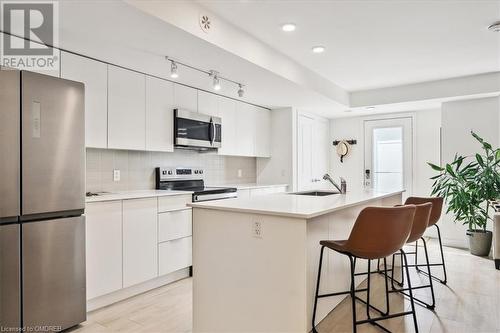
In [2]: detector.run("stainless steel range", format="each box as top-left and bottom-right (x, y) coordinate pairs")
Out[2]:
(155, 167), (237, 202)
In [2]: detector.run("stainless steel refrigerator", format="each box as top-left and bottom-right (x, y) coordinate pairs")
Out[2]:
(0, 69), (86, 332)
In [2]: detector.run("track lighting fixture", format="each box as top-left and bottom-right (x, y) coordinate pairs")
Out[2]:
(170, 61), (178, 78)
(165, 56), (245, 97)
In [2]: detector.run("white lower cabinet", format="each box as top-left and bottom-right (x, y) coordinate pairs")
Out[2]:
(85, 201), (123, 300)
(122, 198), (158, 287)
(158, 209), (192, 242)
(159, 237), (193, 276)
(86, 194), (193, 306)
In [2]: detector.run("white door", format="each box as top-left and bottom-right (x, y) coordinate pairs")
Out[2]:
(297, 114), (315, 191)
(364, 117), (413, 196)
(314, 118), (330, 185)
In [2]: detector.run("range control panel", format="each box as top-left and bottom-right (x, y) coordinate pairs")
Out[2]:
(157, 167), (204, 180)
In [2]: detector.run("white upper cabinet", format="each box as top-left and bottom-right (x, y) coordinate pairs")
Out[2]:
(236, 103), (255, 157)
(122, 198), (158, 287)
(61, 52), (108, 148)
(146, 77), (174, 152)
(173, 84), (198, 112)
(254, 106), (271, 158)
(218, 96), (237, 155)
(107, 66), (146, 150)
(217, 98), (271, 157)
(198, 90), (219, 116)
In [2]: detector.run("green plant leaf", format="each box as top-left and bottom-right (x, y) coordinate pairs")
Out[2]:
(445, 164), (456, 177)
(476, 154), (484, 167)
(428, 162), (444, 171)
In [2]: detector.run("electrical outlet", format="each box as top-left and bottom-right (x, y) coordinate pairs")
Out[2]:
(113, 169), (120, 182)
(237, 169), (243, 178)
(253, 221), (263, 238)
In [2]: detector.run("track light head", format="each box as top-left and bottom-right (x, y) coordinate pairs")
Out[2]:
(170, 61), (178, 79)
(210, 70), (221, 91)
(237, 84), (244, 97)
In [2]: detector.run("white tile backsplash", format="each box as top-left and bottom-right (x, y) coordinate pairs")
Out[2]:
(86, 148), (256, 192)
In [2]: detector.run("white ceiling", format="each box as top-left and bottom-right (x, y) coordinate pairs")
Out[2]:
(198, 0), (500, 91)
(52, 1), (346, 116)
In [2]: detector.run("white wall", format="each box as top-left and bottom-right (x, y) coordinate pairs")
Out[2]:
(329, 109), (441, 197)
(440, 96), (500, 248)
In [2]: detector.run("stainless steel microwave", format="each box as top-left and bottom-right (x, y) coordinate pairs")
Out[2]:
(174, 109), (222, 150)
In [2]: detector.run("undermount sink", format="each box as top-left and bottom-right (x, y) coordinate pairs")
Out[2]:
(292, 191), (340, 196)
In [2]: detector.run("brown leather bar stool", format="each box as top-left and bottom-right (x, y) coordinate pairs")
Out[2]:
(312, 206), (419, 333)
(406, 197), (447, 284)
(389, 202), (436, 310)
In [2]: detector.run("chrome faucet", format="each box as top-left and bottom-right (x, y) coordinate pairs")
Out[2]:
(323, 173), (347, 194)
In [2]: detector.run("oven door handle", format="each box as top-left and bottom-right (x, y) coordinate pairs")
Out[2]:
(209, 118), (215, 146)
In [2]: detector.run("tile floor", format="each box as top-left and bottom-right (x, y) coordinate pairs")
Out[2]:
(69, 239), (500, 333)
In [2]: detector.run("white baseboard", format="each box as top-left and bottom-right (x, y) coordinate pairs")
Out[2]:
(87, 268), (190, 312)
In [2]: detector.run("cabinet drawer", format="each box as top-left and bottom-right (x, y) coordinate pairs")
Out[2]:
(158, 195), (192, 213)
(159, 237), (192, 276)
(158, 209), (192, 242)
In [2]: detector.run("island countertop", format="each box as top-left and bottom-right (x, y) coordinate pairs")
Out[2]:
(188, 188), (404, 219)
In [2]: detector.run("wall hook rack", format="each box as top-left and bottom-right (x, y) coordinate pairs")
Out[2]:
(332, 139), (357, 146)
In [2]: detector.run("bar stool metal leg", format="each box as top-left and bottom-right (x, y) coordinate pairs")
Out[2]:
(421, 237), (436, 308)
(389, 238), (437, 310)
(312, 245), (325, 333)
(401, 249), (419, 333)
(349, 256), (357, 333)
(416, 225), (448, 284)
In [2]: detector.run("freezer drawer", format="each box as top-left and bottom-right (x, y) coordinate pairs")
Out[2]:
(21, 71), (85, 217)
(22, 216), (86, 331)
(0, 224), (21, 330)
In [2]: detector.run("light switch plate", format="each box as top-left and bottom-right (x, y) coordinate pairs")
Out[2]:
(113, 169), (120, 182)
(237, 169), (243, 178)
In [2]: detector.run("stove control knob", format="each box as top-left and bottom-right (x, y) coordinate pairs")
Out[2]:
(167, 170), (173, 175)
(194, 170), (199, 174)
(199, 170), (204, 174)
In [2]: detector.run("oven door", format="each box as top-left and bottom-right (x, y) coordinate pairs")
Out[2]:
(174, 109), (221, 149)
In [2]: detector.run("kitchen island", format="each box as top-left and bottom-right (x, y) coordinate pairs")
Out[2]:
(188, 189), (403, 333)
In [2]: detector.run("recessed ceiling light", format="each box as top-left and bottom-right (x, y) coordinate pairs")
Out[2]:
(488, 21), (500, 32)
(365, 106), (376, 110)
(312, 46), (325, 53)
(281, 23), (296, 32)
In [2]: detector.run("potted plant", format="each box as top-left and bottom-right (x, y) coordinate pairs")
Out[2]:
(428, 131), (500, 256)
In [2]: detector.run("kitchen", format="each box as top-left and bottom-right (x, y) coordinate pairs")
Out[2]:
(0, 1), (499, 333)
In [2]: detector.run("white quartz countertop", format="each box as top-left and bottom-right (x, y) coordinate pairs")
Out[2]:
(188, 189), (404, 219)
(85, 190), (192, 203)
(207, 183), (289, 190)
